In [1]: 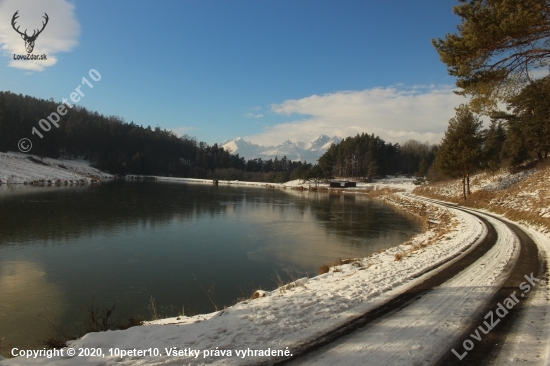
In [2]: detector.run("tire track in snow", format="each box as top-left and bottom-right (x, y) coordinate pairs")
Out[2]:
(434, 209), (544, 365)
(276, 198), (514, 365)
(408, 197), (544, 365)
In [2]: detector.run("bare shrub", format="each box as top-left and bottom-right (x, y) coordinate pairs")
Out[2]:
(39, 299), (143, 350)
(0, 338), (12, 359)
(42, 336), (68, 350)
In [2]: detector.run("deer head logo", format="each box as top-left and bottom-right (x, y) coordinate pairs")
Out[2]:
(11, 11), (49, 54)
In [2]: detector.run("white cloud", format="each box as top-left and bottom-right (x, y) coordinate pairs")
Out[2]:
(529, 68), (550, 80)
(243, 112), (263, 118)
(0, 0), (80, 71)
(245, 85), (468, 146)
(170, 126), (198, 137)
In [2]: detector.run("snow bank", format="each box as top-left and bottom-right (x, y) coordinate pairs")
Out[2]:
(414, 164), (550, 236)
(0, 152), (112, 184)
(415, 167), (539, 200)
(480, 169), (535, 191)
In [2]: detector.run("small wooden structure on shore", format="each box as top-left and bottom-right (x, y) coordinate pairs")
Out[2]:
(329, 180), (357, 188)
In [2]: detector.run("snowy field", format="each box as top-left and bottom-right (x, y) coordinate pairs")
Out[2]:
(0, 152), (112, 184)
(415, 168), (537, 198)
(414, 164), (550, 233)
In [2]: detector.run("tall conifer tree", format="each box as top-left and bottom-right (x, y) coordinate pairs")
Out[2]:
(436, 105), (484, 200)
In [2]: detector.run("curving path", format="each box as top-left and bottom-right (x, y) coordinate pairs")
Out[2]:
(281, 195), (543, 366)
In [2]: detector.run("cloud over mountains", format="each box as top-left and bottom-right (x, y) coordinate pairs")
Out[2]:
(221, 134), (341, 162)
(244, 85), (466, 146)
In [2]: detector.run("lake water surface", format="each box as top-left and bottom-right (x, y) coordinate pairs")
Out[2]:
(0, 181), (422, 350)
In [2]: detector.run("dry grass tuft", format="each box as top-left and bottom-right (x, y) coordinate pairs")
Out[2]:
(148, 296), (159, 321)
(273, 271), (287, 294)
(394, 252), (403, 261)
(318, 264), (330, 274)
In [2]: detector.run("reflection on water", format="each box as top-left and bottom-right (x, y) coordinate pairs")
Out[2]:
(0, 262), (65, 349)
(0, 181), (421, 350)
(239, 192), (416, 270)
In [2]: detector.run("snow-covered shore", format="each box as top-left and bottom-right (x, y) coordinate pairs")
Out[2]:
(1, 193), (489, 365)
(0, 152), (112, 185)
(153, 175), (418, 193)
(0, 151), (415, 193)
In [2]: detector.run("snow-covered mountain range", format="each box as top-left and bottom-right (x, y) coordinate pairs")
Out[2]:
(221, 135), (342, 162)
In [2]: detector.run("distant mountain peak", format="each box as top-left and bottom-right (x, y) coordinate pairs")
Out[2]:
(310, 134), (329, 141)
(221, 135), (341, 162)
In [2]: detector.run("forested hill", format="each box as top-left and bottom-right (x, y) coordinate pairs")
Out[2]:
(318, 134), (436, 179)
(0, 91), (248, 175)
(0, 91), (433, 181)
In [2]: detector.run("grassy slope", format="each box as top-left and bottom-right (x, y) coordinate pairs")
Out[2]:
(413, 161), (550, 233)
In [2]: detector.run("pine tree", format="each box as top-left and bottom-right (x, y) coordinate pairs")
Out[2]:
(367, 160), (378, 179)
(415, 157), (428, 178)
(432, 0), (550, 113)
(482, 120), (506, 172)
(435, 105), (484, 200)
(506, 75), (550, 160)
(500, 117), (531, 167)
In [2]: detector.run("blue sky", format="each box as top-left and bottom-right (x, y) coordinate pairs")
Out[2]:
(0, 0), (466, 146)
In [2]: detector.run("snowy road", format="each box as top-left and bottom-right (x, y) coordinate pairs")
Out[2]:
(287, 199), (543, 366)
